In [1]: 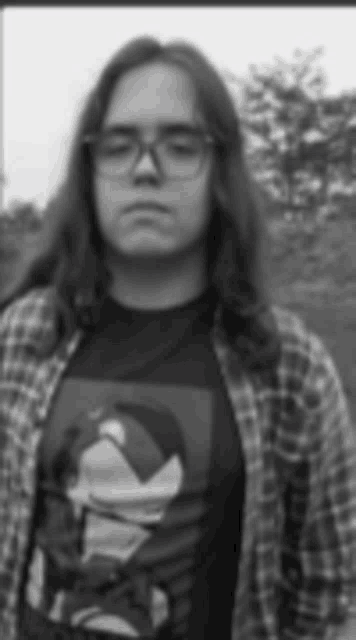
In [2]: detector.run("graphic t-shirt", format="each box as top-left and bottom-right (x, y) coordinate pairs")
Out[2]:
(24, 288), (245, 640)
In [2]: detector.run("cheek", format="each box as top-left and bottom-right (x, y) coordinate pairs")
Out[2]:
(94, 179), (121, 233)
(178, 176), (212, 230)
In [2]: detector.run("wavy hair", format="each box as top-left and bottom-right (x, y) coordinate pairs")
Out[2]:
(22, 36), (280, 371)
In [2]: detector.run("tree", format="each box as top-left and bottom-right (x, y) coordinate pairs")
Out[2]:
(320, 91), (356, 185)
(228, 48), (356, 219)
(2, 199), (43, 232)
(231, 47), (330, 214)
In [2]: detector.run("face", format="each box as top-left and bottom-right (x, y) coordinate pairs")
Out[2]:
(93, 62), (213, 264)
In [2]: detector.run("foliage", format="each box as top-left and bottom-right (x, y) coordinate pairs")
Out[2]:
(227, 48), (356, 217)
(0, 200), (43, 232)
(0, 200), (44, 306)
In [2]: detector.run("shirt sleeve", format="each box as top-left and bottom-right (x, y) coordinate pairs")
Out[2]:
(280, 333), (356, 640)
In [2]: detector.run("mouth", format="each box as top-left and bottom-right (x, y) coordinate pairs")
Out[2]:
(124, 201), (170, 214)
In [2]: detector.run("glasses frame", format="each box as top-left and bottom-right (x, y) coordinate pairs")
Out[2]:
(83, 128), (216, 180)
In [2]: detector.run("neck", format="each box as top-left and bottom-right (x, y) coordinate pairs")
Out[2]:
(107, 249), (208, 311)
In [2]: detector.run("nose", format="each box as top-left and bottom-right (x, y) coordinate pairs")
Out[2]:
(133, 148), (160, 181)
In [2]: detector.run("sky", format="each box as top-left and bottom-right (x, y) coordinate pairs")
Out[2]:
(3, 6), (356, 209)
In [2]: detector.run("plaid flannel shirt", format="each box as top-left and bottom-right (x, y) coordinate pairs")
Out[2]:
(0, 287), (356, 640)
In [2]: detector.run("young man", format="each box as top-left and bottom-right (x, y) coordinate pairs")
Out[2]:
(1, 36), (355, 640)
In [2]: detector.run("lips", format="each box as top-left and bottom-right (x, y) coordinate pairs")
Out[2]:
(120, 202), (173, 229)
(124, 201), (170, 214)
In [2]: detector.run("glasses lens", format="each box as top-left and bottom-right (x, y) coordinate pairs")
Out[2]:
(159, 133), (205, 177)
(93, 133), (138, 176)
(90, 130), (210, 178)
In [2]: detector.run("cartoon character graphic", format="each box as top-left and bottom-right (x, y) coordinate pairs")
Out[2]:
(26, 396), (186, 637)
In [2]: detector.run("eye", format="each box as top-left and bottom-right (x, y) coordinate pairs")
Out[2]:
(165, 135), (201, 157)
(97, 136), (136, 157)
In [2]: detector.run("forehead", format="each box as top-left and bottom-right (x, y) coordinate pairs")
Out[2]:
(103, 62), (201, 130)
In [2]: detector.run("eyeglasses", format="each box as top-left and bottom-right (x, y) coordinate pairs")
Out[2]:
(84, 128), (215, 180)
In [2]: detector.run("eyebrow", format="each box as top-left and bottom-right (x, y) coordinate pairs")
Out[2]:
(101, 122), (203, 136)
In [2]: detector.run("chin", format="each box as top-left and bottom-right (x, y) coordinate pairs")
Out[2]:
(117, 235), (178, 259)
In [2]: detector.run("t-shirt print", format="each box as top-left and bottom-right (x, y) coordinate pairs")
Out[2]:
(25, 381), (213, 638)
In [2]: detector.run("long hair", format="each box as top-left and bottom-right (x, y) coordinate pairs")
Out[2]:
(22, 36), (280, 371)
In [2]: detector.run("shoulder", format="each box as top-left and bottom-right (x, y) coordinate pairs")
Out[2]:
(271, 304), (314, 353)
(0, 286), (57, 355)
